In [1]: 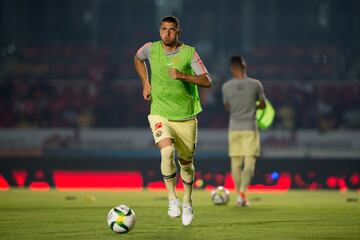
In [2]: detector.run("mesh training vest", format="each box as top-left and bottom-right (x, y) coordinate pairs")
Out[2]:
(149, 41), (202, 120)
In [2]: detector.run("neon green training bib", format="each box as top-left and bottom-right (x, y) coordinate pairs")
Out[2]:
(256, 99), (276, 129)
(149, 41), (202, 120)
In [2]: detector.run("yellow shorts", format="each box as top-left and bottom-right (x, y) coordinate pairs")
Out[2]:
(148, 115), (198, 162)
(229, 130), (260, 157)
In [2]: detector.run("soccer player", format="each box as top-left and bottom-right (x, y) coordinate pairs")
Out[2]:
(134, 16), (212, 225)
(222, 56), (266, 207)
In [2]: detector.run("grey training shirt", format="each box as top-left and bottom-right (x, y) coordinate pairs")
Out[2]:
(222, 77), (266, 131)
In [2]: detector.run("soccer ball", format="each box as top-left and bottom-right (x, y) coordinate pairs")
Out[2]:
(211, 186), (230, 205)
(107, 205), (136, 234)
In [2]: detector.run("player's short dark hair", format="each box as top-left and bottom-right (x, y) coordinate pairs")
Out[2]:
(160, 15), (181, 30)
(230, 56), (247, 70)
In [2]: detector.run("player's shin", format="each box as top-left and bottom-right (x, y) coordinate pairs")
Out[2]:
(179, 160), (195, 204)
(161, 145), (177, 200)
(240, 156), (256, 193)
(231, 157), (244, 193)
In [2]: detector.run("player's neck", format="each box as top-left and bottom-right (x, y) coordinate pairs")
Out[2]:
(234, 72), (246, 80)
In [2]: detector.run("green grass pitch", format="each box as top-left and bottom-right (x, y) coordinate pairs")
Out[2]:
(0, 189), (359, 240)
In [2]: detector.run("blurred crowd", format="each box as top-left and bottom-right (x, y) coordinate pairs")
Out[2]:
(1, 0), (359, 130)
(1, 70), (359, 130)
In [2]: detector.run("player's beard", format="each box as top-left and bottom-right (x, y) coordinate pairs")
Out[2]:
(162, 38), (178, 48)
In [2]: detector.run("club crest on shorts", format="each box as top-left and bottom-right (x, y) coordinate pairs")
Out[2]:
(156, 130), (162, 137)
(155, 122), (162, 130)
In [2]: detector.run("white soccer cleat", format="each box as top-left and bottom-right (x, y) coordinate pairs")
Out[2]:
(168, 198), (181, 218)
(182, 203), (194, 226)
(236, 194), (251, 207)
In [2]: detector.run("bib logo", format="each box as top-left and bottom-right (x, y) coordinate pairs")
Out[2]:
(155, 122), (162, 130)
(171, 57), (180, 65)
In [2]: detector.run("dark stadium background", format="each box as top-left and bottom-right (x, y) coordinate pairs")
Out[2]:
(0, 0), (359, 191)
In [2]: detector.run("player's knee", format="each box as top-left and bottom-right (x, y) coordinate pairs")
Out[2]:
(245, 166), (255, 177)
(160, 145), (175, 161)
(179, 158), (194, 171)
(244, 156), (256, 176)
(160, 145), (176, 176)
(179, 158), (195, 186)
(231, 156), (243, 169)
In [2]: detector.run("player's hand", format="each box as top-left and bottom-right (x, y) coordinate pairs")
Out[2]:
(169, 68), (184, 80)
(143, 84), (151, 101)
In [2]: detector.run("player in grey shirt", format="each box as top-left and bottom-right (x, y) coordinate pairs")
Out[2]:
(222, 56), (266, 206)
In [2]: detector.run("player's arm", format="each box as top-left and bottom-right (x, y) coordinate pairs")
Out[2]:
(222, 85), (230, 111)
(169, 71), (212, 88)
(224, 102), (230, 111)
(256, 99), (266, 109)
(169, 51), (212, 88)
(134, 43), (151, 101)
(256, 80), (266, 109)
